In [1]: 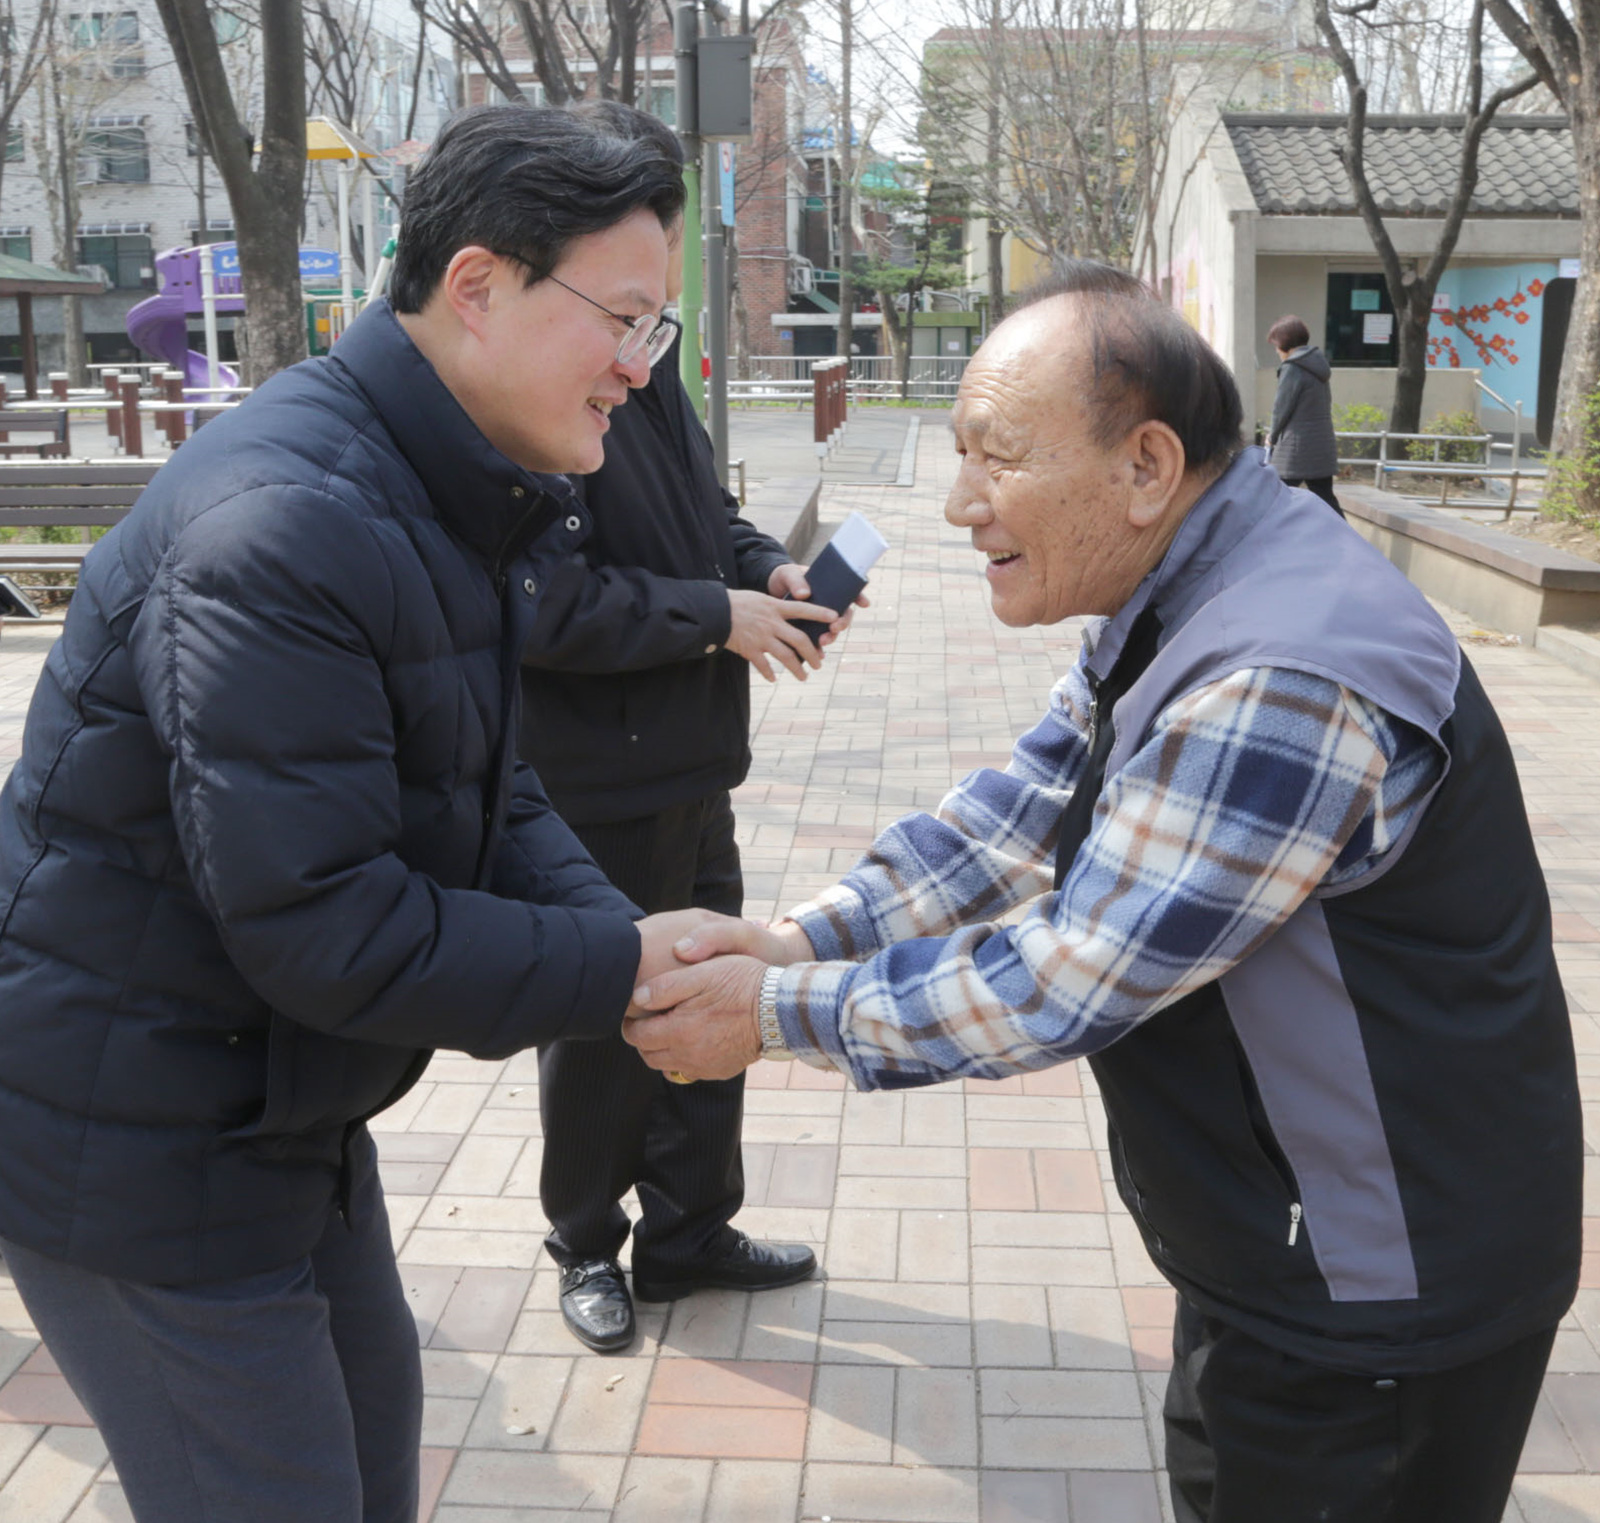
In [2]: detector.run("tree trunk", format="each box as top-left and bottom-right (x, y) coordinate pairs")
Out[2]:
(1390, 287), (1432, 436)
(154, 0), (308, 384)
(987, 224), (1005, 324)
(60, 294), (85, 386)
(1553, 104), (1600, 465)
(727, 223), (750, 380)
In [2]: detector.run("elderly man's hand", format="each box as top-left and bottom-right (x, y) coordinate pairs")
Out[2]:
(670, 915), (815, 968)
(624, 954), (768, 1081)
(630, 908), (739, 1018)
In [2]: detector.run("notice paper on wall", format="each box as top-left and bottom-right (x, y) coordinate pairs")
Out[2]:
(1363, 313), (1394, 345)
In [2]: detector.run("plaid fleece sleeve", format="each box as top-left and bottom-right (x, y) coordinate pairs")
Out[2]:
(775, 663), (1441, 1089)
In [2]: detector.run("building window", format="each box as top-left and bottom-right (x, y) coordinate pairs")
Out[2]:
(80, 125), (148, 183)
(1325, 272), (1397, 368)
(650, 85), (676, 126)
(78, 232), (154, 289)
(4, 126), (21, 163)
(67, 10), (143, 74)
(1, 235), (31, 262)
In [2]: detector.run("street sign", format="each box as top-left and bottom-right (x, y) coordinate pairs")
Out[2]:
(719, 143), (736, 227)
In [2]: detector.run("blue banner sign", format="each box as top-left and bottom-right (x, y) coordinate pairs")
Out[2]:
(206, 244), (341, 284)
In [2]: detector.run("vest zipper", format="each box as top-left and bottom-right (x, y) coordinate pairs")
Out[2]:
(1288, 1202), (1302, 1246)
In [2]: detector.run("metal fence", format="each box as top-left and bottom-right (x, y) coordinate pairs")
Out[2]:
(1334, 429), (1546, 516)
(728, 354), (967, 403)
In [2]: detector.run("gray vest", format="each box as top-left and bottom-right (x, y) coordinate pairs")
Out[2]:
(1057, 449), (1580, 1375)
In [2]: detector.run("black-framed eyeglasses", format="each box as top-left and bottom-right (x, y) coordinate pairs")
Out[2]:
(500, 252), (680, 369)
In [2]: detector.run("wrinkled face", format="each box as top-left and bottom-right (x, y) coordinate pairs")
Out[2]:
(945, 309), (1141, 626)
(473, 208), (669, 474)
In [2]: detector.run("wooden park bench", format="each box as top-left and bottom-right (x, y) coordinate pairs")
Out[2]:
(0, 408), (70, 459)
(0, 460), (162, 611)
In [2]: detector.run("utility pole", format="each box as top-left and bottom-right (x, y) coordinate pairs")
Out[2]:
(674, 3), (706, 416)
(702, 5), (730, 485)
(835, 0), (855, 360)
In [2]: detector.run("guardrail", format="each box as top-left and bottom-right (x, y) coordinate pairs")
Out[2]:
(1334, 429), (1547, 518)
(727, 354), (968, 404)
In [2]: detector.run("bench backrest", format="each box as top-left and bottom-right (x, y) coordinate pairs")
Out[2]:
(0, 410), (68, 436)
(0, 462), (161, 527)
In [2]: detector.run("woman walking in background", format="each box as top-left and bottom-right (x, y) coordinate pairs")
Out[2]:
(1266, 314), (1343, 515)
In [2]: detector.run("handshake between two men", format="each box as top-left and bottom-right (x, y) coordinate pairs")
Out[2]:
(627, 911), (804, 1079)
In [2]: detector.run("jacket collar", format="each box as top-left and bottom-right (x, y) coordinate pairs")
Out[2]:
(1085, 447), (1273, 685)
(328, 298), (577, 565)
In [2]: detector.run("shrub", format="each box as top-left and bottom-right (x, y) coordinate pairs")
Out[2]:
(1543, 385), (1600, 529)
(1331, 402), (1386, 462)
(1406, 410), (1484, 465)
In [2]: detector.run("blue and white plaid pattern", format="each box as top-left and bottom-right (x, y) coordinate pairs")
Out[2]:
(776, 656), (1442, 1089)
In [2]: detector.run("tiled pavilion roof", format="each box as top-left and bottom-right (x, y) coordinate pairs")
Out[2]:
(1223, 113), (1576, 216)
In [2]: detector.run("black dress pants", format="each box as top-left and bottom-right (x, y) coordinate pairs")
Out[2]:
(1164, 1295), (1555, 1523)
(538, 791), (747, 1272)
(1282, 475), (1345, 517)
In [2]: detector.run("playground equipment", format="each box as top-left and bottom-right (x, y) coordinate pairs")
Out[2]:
(125, 245), (243, 394)
(126, 244), (353, 382)
(126, 117), (388, 376)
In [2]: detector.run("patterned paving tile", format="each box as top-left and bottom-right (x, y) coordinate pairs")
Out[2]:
(3, 421), (1600, 1519)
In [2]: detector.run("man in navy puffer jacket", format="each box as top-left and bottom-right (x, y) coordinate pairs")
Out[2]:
(0, 106), (712, 1523)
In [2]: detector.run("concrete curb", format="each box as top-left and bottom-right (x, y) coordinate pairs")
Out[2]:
(741, 475), (822, 560)
(1339, 481), (1600, 642)
(895, 417), (921, 487)
(1535, 623), (1600, 686)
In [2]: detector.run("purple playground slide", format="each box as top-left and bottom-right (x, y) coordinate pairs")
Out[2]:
(125, 245), (245, 393)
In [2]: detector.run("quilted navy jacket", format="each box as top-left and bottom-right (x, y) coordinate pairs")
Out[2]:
(0, 300), (642, 1286)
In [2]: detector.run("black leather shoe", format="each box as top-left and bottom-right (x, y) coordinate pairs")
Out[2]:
(558, 1258), (635, 1353)
(632, 1233), (818, 1303)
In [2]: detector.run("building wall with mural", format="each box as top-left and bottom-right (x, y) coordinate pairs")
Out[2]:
(1425, 261), (1559, 423)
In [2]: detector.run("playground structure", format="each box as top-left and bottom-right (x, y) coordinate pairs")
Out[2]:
(125, 116), (387, 378)
(125, 245), (243, 394)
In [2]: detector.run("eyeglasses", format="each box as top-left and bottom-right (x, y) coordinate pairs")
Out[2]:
(500, 252), (680, 369)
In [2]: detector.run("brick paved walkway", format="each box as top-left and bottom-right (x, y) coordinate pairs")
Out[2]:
(0, 424), (1597, 1521)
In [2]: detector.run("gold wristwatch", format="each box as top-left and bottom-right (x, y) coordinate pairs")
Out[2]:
(757, 965), (793, 1060)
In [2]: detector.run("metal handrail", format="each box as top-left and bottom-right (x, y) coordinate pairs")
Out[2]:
(1334, 428), (1545, 517)
(1472, 377), (1525, 467)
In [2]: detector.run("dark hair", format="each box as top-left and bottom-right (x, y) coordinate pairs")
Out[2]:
(1016, 258), (1243, 475)
(566, 97), (686, 169)
(390, 104), (686, 312)
(1266, 314), (1310, 350)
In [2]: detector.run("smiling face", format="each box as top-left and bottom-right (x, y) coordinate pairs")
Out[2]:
(450, 207), (670, 475)
(944, 305), (1151, 627)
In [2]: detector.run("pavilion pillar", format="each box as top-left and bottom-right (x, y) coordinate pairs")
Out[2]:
(17, 292), (37, 399)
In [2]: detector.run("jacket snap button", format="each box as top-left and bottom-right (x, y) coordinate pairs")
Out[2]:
(226, 1034), (239, 1046)
(564, 515), (581, 532)
(704, 643), (717, 654)
(510, 485), (525, 499)
(629, 734), (639, 742)
(523, 578), (537, 596)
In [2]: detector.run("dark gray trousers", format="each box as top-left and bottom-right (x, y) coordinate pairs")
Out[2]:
(1, 1128), (421, 1523)
(539, 790), (748, 1271)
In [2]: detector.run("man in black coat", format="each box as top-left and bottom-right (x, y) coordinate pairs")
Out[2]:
(521, 102), (845, 1353)
(0, 107), (727, 1523)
